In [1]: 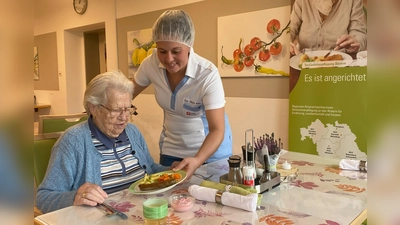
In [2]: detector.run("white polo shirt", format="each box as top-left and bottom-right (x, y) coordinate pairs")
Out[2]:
(134, 48), (232, 162)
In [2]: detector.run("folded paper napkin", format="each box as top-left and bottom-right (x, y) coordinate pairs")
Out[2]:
(188, 185), (258, 212)
(200, 180), (262, 205)
(339, 159), (367, 171)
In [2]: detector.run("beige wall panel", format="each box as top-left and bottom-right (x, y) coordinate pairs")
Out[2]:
(117, 0), (290, 98)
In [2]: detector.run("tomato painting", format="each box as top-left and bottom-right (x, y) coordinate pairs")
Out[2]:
(233, 48), (242, 61)
(244, 56), (255, 67)
(244, 44), (255, 56)
(270, 42), (282, 55)
(267, 19), (280, 34)
(250, 37), (262, 51)
(258, 48), (271, 62)
(219, 17), (290, 75)
(234, 61), (244, 72)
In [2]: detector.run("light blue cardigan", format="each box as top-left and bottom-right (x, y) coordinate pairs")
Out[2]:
(36, 121), (167, 213)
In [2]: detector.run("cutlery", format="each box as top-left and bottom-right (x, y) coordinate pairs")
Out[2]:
(324, 49), (333, 58)
(193, 173), (214, 180)
(97, 202), (128, 220)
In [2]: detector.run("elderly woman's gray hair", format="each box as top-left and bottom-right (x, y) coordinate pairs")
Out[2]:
(83, 70), (134, 115)
(152, 10), (195, 47)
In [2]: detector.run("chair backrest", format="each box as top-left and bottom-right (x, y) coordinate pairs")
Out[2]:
(34, 132), (63, 187)
(38, 113), (88, 134)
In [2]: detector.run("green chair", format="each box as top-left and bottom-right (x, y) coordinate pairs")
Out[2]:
(33, 132), (63, 187)
(38, 113), (88, 134)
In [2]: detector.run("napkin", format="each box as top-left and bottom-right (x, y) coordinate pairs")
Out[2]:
(200, 180), (257, 194)
(339, 159), (367, 171)
(188, 185), (258, 212)
(200, 180), (262, 205)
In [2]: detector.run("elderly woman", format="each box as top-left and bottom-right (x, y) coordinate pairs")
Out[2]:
(36, 70), (168, 213)
(132, 10), (232, 178)
(290, 0), (367, 54)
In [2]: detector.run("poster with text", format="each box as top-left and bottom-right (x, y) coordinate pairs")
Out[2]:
(288, 0), (367, 159)
(289, 65), (367, 160)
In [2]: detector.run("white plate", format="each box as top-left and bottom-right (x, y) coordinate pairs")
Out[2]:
(290, 50), (353, 70)
(128, 170), (186, 195)
(356, 50), (367, 66)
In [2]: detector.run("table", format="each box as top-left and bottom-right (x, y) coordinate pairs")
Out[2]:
(34, 151), (367, 225)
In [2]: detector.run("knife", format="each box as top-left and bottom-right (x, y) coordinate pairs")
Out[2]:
(97, 202), (128, 220)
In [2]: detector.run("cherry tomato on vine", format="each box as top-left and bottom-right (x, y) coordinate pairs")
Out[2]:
(258, 48), (271, 62)
(244, 56), (255, 67)
(250, 37), (262, 51)
(233, 49), (242, 61)
(234, 61), (244, 72)
(270, 42), (282, 55)
(267, 19), (280, 34)
(244, 44), (255, 56)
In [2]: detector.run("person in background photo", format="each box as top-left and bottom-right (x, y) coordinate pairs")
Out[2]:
(36, 70), (169, 213)
(131, 10), (232, 179)
(290, 0), (367, 55)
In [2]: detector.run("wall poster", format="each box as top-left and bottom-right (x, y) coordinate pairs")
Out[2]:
(288, 0), (368, 160)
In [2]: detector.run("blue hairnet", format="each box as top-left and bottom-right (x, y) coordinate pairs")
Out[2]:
(152, 10), (195, 47)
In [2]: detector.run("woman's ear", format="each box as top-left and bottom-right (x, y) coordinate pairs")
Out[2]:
(88, 103), (97, 115)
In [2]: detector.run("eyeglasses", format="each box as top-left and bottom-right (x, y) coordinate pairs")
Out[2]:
(100, 104), (138, 117)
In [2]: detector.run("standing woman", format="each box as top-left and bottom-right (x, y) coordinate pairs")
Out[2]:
(132, 10), (232, 178)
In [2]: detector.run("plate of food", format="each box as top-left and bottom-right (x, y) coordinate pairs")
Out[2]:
(129, 170), (187, 195)
(290, 50), (353, 70)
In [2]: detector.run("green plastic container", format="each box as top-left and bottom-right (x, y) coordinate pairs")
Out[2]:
(143, 198), (168, 220)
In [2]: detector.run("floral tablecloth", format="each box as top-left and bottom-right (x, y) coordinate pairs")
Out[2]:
(35, 151), (367, 225)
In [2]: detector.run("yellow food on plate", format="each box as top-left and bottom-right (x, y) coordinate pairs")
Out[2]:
(138, 172), (182, 191)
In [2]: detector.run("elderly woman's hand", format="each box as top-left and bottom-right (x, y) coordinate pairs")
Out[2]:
(73, 182), (108, 207)
(334, 34), (361, 53)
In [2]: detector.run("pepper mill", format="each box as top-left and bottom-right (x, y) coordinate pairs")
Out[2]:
(227, 158), (243, 184)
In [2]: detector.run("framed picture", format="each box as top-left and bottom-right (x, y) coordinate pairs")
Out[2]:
(34, 46), (39, 80)
(127, 28), (155, 78)
(217, 6), (291, 77)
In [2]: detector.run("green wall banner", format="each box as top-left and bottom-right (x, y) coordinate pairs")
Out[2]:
(289, 65), (367, 160)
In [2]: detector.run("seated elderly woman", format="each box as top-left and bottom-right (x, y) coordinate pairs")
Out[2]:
(36, 70), (168, 213)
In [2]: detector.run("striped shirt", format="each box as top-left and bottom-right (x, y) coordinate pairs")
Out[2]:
(88, 118), (145, 193)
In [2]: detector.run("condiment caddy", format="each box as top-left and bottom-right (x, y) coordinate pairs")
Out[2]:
(221, 129), (281, 194)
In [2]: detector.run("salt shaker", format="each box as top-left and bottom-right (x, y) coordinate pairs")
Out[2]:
(242, 164), (255, 187)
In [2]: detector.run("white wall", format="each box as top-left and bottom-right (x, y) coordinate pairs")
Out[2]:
(34, 0), (205, 114)
(115, 0), (204, 19)
(131, 95), (288, 163)
(34, 0), (117, 114)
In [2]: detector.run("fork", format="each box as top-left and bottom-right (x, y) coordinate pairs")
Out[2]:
(193, 173), (214, 180)
(97, 202), (128, 220)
